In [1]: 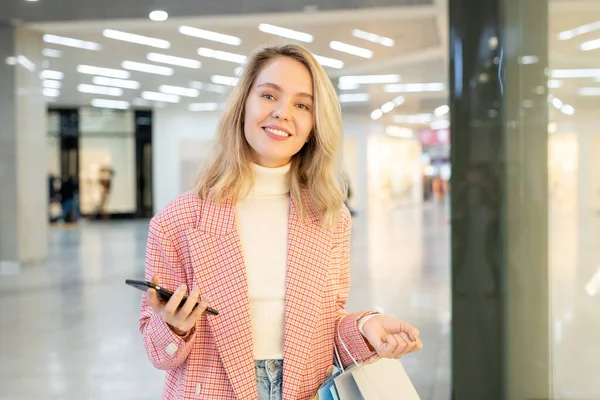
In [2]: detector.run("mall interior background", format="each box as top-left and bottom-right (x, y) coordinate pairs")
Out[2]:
(1, 0), (600, 398)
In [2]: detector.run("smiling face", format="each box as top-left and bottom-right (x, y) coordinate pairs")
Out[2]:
(243, 56), (315, 168)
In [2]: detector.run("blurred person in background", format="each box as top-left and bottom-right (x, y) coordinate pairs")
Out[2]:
(95, 166), (114, 219)
(60, 175), (79, 223)
(138, 44), (423, 400)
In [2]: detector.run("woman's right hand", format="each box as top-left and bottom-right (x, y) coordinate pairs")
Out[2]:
(146, 274), (209, 336)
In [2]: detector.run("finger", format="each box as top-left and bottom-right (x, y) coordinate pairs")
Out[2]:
(412, 338), (424, 352)
(178, 287), (201, 318)
(187, 297), (209, 324)
(163, 284), (187, 316)
(152, 274), (160, 285)
(378, 334), (398, 357)
(391, 334), (409, 358)
(398, 332), (415, 357)
(401, 321), (420, 341)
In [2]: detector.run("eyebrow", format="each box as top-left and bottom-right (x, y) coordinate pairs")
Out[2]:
(256, 82), (313, 101)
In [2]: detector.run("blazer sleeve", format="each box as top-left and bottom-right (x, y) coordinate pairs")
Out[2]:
(138, 214), (198, 370)
(334, 209), (379, 367)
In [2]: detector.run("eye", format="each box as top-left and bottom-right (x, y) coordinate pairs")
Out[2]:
(261, 93), (275, 100)
(296, 103), (310, 111)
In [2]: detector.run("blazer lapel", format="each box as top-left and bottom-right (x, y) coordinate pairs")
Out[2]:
(187, 198), (257, 399)
(283, 196), (333, 399)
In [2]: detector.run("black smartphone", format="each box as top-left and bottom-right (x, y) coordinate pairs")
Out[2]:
(125, 279), (219, 316)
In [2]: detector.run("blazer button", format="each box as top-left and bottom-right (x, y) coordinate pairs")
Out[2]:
(165, 343), (178, 356)
(195, 383), (202, 395)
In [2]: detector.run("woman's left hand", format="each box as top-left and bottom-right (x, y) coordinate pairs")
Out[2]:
(362, 315), (423, 359)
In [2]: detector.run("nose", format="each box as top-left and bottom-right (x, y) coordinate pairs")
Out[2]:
(272, 100), (292, 120)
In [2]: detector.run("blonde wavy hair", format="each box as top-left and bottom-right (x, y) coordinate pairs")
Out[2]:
(193, 44), (345, 227)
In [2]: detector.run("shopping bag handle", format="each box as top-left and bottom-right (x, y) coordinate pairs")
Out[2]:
(334, 316), (361, 372)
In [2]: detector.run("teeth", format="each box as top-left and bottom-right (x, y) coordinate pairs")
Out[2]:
(265, 127), (289, 137)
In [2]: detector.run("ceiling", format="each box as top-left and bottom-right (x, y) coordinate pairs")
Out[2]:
(6, 0), (600, 128)
(0, 0), (433, 24)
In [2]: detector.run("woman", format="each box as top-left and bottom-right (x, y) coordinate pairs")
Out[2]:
(139, 44), (423, 400)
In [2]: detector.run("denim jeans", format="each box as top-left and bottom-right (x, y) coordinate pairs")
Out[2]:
(255, 360), (283, 400)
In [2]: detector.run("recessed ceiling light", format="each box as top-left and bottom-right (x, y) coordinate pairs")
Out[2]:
(189, 102), (220, 112)
(258, 24), (313, 43)
(92, 77), (140, 89)
(77, 65), (130, 79)
(558, 21), (600, 40)
(550, 69), (600, 78)
(43, 88), (60, 97)
(393, 114), (434, 124)
(352, 29), (394, 47)
(197, 47), (246, 64)
(103, 29), (170, 49)
(210, 75), (239, 86)
(338, 93), (370, 103)
(42, 80), (62, 89)
(580, 38), (600, 52)
(371, 109), (383, 120)
(42, 48), (62, 58)
(381, 101), (395, 113)
(149, 10), (168, 22)
(77, 84), (123, 97)
(43, 34), (101, 51)
(338, 82), (360, 90)
(158, 85), (199, 97)
(141, 91), (180, 103)
(339, 74), (400, 85)
(312, 54), (344, 69)
(179, 26), (242, 46)
(91, 99), (130, 110)
(384, 83), (445, 93)
(329, 41), (373, 59)
(190, 81), (228, 93)
(561, 104), (575, 115)
(122, 61), (173, 76)
(578, 87), (600, 96)
(40, 70), (64, 80)
(430, 120), (450, 130)
(147, 52), (201, 69)
(547, 80), (562, 88)
(434, 105), (450, 116)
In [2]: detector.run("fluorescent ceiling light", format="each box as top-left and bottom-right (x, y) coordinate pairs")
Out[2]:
(179, 26), (242, 46)
(313, 54), (344, 69)
(558, 21), (600, 40)
(147, 52), (201, 69)
(189, 102), (220, 112)
(381, 101), (394, 113)
(91, 99), (130, 110)
(198, 47), (247, 64)
(92, 76), (140, 89)
(552, 97), (564, 109)
(43, 34), (101, 51)
(103, 29), (170, 49)
(578, 87), (600, 96)
(393, 114), (434, 124)
(141, 91), (180, 103)
(40, 70), (64, 80)
(77, 84), (123, 96)
(132, 98), (151, 107)
(211, 75), (239, 86)
(15, 56), (35, 71)
(339, 74), (400, 85)
(329, 41), (373, 59)
(392, 96), (405, 106)
(122, 61), (173, 76)
(258, 24), (313, 43)
(561, 104), (575, 115)
(430, 120), (450, 130)
(338, 82), (360, 90)
(42, 48), (62, 58)
(547, 80), (562, 88)
(519, 55), (539, 65)
(43, 80), (62, 89)
(43, 88), (60, 97)
(338, 93), (370, 103)
(352, 29), (394, 47)
(158, 85), (199, 97)
(371, 109), (383, 120)
(550, 69), (600, 78)
(580, 38), (600, 52)
(384, 83), (445, 93)
(77, 65), (130, 79)
(386, 126), (414, 139)
(434, 105), (450, 116)
(149, 10), (168, 22)
(190, 81), (228, 93)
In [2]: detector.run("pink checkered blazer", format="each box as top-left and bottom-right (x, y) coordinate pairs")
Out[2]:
(139, 192), (377, 399)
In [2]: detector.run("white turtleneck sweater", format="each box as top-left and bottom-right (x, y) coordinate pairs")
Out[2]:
(235, 162), (291, 360)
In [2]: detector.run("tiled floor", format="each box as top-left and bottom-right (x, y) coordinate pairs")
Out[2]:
(0, 200), (451, 400)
